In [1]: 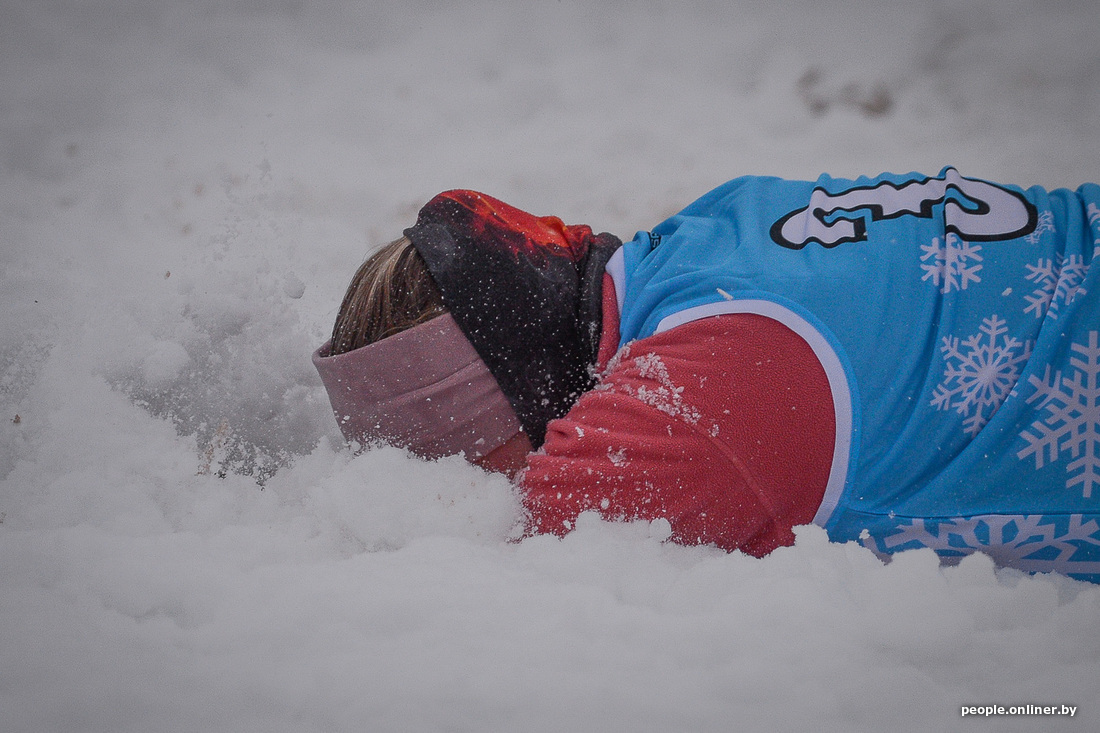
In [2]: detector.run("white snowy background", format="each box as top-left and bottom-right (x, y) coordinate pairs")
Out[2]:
(2, 1), (1100, 731)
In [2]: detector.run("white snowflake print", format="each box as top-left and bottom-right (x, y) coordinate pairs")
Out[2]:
(1023, 252), (1091, 320)
(1018, 331), (1100, 497)
(931, 315), (1033, 436)
(864, 514), (1100, 576)
(920, 233), (982, 293)
(1024, 209), (1056, 245)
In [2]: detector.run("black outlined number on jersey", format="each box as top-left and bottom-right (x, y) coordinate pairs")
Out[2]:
(770, 168), (1038, 250)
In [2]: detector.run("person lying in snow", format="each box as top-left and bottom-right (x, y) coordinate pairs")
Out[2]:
(314, 167), (1100, 583)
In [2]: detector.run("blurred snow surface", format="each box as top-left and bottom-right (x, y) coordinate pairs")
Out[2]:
(2, 1), (1100, 731)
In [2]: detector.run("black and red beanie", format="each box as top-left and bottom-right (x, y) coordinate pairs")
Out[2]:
(403, 190), (621, 448)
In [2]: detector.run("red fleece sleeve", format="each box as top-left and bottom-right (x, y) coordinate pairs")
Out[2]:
(521, 312), (836, 556)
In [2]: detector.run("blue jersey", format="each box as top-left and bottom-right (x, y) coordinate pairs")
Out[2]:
(607, 167), (1100, 581)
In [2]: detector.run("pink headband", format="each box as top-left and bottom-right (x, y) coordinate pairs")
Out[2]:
(312, 313), (522, 460)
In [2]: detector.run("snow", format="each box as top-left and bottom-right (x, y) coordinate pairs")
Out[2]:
(3, 0), (1100, 730)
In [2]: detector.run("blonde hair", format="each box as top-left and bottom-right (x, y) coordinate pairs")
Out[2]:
(329, 236), (446, 356)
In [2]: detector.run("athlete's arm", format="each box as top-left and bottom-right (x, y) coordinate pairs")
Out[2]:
(521, 311), (837, 556)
